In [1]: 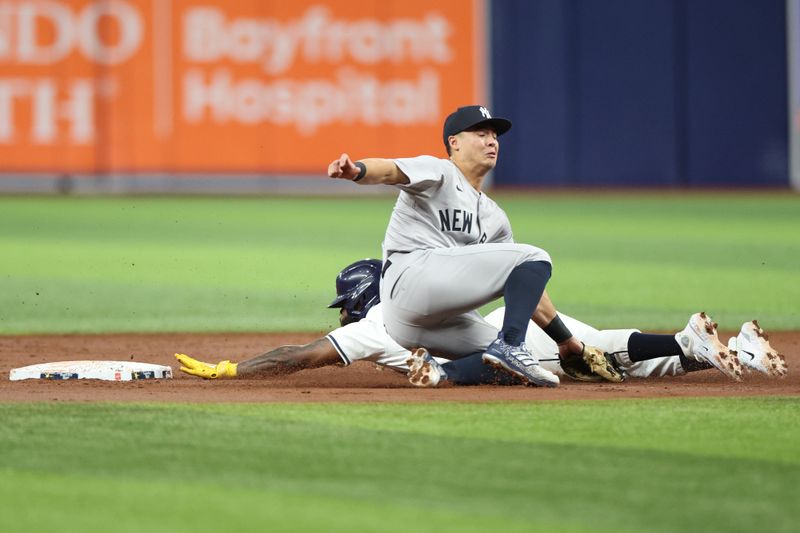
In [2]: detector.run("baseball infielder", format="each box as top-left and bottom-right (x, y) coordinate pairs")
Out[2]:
(176, 260), (787, 384)
(326, 105), (621, 387)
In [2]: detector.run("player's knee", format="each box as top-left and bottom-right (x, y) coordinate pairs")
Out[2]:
(516, 260), (552, 281)
(516, 244), (552, 266)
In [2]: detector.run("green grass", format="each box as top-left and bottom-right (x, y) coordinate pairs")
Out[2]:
(0, 193), (798, 333)
(2, 194), (796, 533)
(0, 397), (797, 533)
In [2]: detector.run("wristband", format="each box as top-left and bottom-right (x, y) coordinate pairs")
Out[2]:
(354, 161), (367, 182)
(543, 315), (572, 344)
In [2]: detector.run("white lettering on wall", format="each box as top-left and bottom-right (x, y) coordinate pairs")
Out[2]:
(183, 67), (440, 135)
(181, 5), (451, 134)
(182, 6), (453, 75)
(0, 77), (116, 144)
(0, 1), (138, 145)
(0, 79), (26, 141)
(0, 0), (143, 65)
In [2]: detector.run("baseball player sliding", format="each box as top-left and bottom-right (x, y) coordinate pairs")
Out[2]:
(326, 105), (621, 387)
(175, 259), (787, 384)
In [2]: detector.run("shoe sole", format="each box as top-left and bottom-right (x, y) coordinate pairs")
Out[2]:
(406, 349), (440, 387)
(482, 354), (559, 388)
(690, 312), (743, 381)
(735, 320), (788, 377)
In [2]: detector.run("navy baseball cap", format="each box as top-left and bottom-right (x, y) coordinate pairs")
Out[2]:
(442, 105), (512, 148)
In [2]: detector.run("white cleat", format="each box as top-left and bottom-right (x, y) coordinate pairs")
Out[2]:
(727, 320), (788, 377)
(406, 348), (447, 387)
(675, 312), (743, 381)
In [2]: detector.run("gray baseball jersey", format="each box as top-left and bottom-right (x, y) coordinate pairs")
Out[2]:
(379, 156), (551, 357)
(382, 156), (513, 259)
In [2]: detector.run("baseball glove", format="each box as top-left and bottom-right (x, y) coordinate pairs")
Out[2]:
(560, 344), (625, 383)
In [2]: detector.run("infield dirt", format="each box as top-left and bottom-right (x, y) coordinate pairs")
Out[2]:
(1, 332), (798, 402)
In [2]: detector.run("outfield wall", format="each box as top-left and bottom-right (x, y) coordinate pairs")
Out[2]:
(0, 0), (485, 174)
(491, 0), (789, 188)
(0, 0), (793, 192)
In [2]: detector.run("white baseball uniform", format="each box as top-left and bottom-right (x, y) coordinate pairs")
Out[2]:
(326, 303), (685, 379)
(380, 156), (551, 357)
(326, 305), (412, 373)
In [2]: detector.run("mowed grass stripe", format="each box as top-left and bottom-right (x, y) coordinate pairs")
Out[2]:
(0, 194), (797, 333)
(0, 470), (567, 533)
(180, 396), (800, 464)
(0, 398), (797, 533)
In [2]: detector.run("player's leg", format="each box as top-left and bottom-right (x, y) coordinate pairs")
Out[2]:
(381, 243), (551, 325)
(407, 310), (693, 385)
(440, 352), (521, 385)
(381, 244), (563, 385)
(485, 307), (712, 379)
(499, 260), (552, 344)
(563, 313), (745, 379)
(406, 349), (521, 386)
(561, 313), (728, 378)
(388, 308), (499, 357)
(397, 309), (559, 386)
(620, 315), (786, 379)
(403, 310), (521, 386)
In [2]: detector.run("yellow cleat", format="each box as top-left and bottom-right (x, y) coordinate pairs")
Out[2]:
(175, 353), (238, 379)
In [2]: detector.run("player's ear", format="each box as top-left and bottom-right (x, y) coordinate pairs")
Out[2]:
(448, 135), (459, 153)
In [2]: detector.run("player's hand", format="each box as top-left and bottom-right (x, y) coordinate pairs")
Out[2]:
(327, 153), (360, 180)
(175, 353), (238, 379)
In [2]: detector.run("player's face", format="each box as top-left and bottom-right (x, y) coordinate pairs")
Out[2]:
(339, 308), (349, 327)
(454, 127), (499, 169)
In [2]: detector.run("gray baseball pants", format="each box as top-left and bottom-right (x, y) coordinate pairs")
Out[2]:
(380, 243), (551, 358)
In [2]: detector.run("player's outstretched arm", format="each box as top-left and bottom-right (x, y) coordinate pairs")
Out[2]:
(175, 338), (343, 379)
(238, 338), (342, 376)
(327, 153), (409, 185)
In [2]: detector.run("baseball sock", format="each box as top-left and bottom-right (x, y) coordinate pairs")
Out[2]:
(622, 333), (714, 372)
(501, 261), (552, 345)
(627, 333), (683, 362)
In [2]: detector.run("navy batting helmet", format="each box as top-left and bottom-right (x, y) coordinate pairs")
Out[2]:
(328, 259), (382, 325)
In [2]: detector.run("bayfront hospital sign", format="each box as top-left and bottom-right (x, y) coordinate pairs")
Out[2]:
(0, 0), (486, 173)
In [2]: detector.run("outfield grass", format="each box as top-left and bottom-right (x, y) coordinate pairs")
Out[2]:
(0, 193), (798, 333)
(0, 397), (797, 533)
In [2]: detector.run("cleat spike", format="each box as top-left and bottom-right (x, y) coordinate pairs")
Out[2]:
(406, 348), (447, 387)
(734, 321), (787, 377)
(678, 312), (743, 381)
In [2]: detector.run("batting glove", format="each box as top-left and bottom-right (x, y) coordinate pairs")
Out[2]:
(175, 353), (238, 379)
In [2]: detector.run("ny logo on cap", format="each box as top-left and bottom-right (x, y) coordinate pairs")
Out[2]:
(479, 106), (491, 119)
